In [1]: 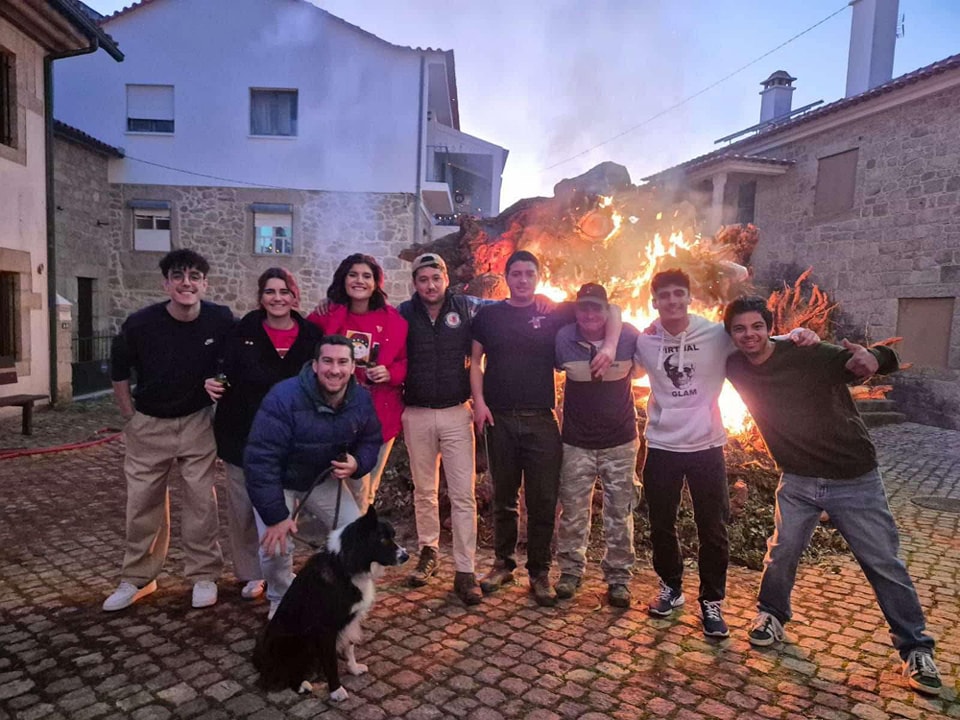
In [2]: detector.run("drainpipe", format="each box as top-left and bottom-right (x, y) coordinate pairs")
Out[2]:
(44, 42), (103, 404)
(413, 55), (426, 246)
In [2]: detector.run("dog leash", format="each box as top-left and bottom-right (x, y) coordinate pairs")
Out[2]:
(291, 465), (343, 531)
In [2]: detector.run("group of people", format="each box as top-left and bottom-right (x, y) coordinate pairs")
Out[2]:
(101, 246), (942, 696)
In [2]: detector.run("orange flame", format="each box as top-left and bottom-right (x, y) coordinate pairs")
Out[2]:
(538, 200), (754, 436)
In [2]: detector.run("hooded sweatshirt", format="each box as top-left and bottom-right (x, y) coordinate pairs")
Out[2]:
(633, 315), (735, 452)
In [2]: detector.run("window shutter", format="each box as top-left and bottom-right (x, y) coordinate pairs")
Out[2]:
(127, 85), (174, 121)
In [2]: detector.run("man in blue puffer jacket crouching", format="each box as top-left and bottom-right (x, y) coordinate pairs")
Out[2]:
(245, 334), (383, 618)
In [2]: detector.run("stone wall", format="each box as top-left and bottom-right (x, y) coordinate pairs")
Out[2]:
(105, 185), (416, 329)
(53, 134), (122, 337)
(747, 84), (960, 428)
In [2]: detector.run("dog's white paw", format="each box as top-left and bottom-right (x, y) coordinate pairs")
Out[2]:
(329, 686), (349, 702)
(347, 662), (368, 676)
(297, 680), (313, 694)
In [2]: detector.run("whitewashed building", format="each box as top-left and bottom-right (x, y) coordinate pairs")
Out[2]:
(54, 0), (508, 316)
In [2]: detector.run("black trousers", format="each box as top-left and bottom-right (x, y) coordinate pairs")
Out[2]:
(643, 446), (729, 602)
(486, 410), (562, 577)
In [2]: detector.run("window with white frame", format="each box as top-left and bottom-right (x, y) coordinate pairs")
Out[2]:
(0, 49), (15, 148)
(250, 89), (298, 136)
(127, 84), (174, 133)
(253, 205), (293, 255)
(132, 205), (171, 251)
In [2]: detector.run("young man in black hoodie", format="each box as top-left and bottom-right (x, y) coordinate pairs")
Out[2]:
(723, 296), (942, 697)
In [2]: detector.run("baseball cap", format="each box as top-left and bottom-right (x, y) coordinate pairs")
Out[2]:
(411, 253), (447, 276)
(576, 282), (608, 306)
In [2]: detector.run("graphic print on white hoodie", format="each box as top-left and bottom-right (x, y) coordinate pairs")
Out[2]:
(633, 315), (736, 452)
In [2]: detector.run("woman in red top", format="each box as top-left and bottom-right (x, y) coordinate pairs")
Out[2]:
(307, 253), (408, 510)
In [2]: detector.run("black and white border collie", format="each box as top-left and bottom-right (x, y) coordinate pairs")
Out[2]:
(253, 507), (409, 701)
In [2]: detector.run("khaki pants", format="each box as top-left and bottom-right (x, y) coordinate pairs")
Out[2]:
(224, 463), (262, 583)
(355, 438), (396, 513)
(402, 403), (477, 573)
(120, 407), (222, 585)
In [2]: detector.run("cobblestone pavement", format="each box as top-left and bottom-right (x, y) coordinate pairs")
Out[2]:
(1, 409), (958, 719)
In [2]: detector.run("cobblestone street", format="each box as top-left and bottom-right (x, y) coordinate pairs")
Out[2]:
(1, 406), (958, 719)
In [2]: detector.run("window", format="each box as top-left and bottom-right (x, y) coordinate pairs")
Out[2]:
(131, 203), (171, 251)
(127, 84), (174, 133)
(0, 271), (19, 360)
(814, 148), (858, 217)
(250, 89), (298, 136)
(896, 297), (955, 369)
(0, 49), (15, 148)
(254, 213), (293, 255)
(736, 181), (756, 225)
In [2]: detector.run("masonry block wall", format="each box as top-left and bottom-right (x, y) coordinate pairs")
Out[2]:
(749, 85), (960, 428)
(53, 135), (122, 338)
(103, 185), (415, 329)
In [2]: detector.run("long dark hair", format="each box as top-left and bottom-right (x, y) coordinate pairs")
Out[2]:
(257, 267), (301, 309)
(326, 253), (388, 311)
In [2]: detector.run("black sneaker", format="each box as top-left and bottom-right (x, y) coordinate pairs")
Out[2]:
(554, 573), (581, 600)
(700, 600), (729, 638)
(647, 581), (685, 617)
(407, 547), (439, 587)
(748, 611), (784, 647)
(902, 650), (942, 695)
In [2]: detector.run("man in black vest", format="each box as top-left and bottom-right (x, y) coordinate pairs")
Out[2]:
(398, 254), (484, 605)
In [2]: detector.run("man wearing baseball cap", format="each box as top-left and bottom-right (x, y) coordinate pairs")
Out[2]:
(398, 253), (485, 604)
(554, 283), (642, 607)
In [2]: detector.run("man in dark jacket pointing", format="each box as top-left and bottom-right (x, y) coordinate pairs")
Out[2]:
(244, 335), (383, 618)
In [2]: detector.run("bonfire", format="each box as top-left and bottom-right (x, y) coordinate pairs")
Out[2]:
(389, 165), (866, 568)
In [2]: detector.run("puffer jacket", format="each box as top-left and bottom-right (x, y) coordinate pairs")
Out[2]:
(214, 310), (321, 466)
(244, 364), (383, 526)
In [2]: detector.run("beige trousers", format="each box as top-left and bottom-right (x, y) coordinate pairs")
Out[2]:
(401, 403), (477, 573)
(224, 463), (263, 583)
(120, 407), (222, 585)
(356, 438), (396, 513)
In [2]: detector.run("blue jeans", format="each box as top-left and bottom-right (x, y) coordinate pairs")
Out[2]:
(758, 468), (934, 660)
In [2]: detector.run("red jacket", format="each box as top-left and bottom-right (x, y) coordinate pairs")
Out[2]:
(306, 303), (408, 441)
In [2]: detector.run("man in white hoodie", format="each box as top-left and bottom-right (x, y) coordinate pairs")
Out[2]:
(634, 269), (817, 638)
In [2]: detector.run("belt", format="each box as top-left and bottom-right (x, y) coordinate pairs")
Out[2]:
(492, 408), (553, 417)
(411, 401), (466, 410)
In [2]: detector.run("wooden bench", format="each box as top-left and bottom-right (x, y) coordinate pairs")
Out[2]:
(0, 357), (48, 435)
(0, 394), (49, 435)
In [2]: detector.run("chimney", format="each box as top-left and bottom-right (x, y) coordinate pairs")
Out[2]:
(759, 70), (796, 123)
(845, 0), (899, 98)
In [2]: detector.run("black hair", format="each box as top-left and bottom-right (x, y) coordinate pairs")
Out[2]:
(723, 295), (773, 334)
(159, 249), (210, 278)
(314, 334), (355, 361)
(650, 268), (690, 294)
(326, 254), (388, 310)
(505, 250), (540, 274)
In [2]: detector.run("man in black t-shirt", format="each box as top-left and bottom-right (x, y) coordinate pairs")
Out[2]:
(470, 251), (620, 606)
(103, 249), (234, 613)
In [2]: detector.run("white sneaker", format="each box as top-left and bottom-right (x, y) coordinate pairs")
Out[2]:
(192, 580), (218, 609)
(103, 580), (157, 612)
(241, 580), (265, 600)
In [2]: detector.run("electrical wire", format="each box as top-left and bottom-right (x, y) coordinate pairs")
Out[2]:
(541, 3), (850, 172)
(122, 154), (293, 189)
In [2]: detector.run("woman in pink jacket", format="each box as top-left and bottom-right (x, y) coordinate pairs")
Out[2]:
(307, 253), (408, 510)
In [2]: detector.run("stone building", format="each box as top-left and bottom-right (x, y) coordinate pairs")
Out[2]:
(645, 1), (960, 428)
(52, 0), (508, 327)
(0, 1), (121, 409)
